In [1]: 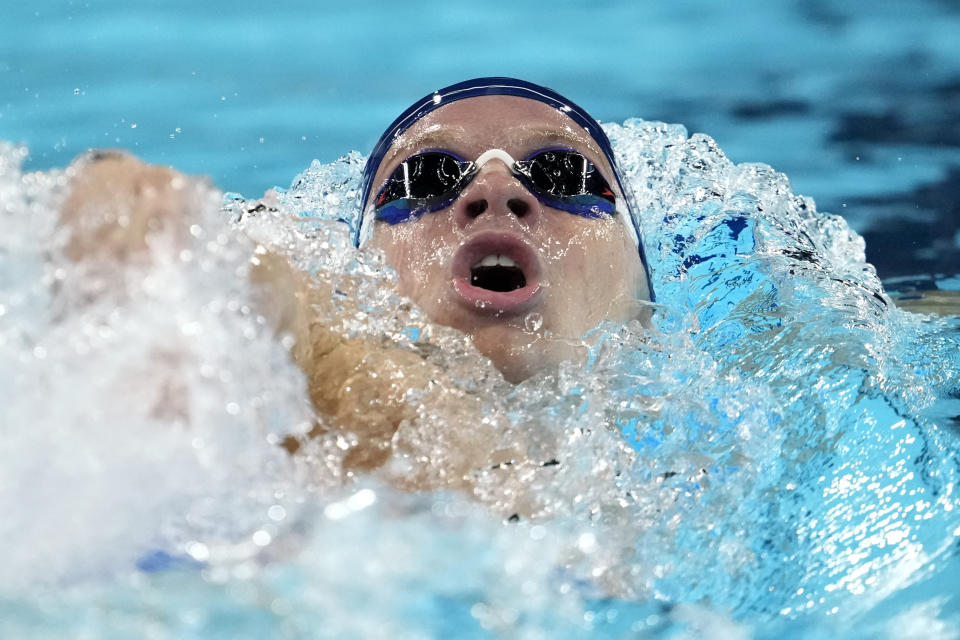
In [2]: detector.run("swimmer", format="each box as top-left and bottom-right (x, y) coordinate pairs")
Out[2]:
(57, 78), (655, 476)
(357, 78), (653, 382)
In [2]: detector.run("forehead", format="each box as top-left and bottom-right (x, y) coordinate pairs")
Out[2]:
(376, 95), (607, 179)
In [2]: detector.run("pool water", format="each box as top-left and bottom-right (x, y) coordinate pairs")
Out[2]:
(3, 0), (958, 280)
(2, 1), (959, 638)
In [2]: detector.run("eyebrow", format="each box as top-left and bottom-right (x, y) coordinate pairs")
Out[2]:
(517, 127), (601, 151)
(381, 126), (470, 168)
(384, 124), (603, 161)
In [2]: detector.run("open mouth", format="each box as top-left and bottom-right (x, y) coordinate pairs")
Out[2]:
(470, 254), (527, 292)
(452, 232), (541, 315)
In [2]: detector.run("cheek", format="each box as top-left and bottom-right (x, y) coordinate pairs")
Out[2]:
(373, 222), (456, 300)
(541, 217), (630, 278)
(538, 218), (640, 320)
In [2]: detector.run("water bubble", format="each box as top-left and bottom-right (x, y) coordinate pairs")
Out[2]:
(577, 532), (598, 553)
(1, 118), (956, 637)
(323, 489), (376, 521)
(185, 541), (209, 562)
(523, 312), (543, 332)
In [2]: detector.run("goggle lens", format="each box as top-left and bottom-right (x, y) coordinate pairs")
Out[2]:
(373, 148), (616, 224)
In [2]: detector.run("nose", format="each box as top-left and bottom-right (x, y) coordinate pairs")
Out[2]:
(453, 161), (541, 230)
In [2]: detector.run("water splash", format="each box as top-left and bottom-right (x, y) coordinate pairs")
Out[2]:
(1, 115), (958, 638)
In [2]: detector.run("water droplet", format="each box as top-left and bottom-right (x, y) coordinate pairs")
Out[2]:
(524, 312), (543, 332)
(185, 541), (209, 561)
(577, 532), (598, 553)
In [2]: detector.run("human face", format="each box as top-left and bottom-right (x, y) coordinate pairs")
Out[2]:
(368, 95), (650, 382)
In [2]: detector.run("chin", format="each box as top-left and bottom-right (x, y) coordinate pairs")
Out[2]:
(484, 346), (540, 384)
(465, 322), (581, 384)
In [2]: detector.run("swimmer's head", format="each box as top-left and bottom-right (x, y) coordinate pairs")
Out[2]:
(359, 78), (653, 382)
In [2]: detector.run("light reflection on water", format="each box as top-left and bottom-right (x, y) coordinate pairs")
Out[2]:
(0, 118), (958, 638)
(4, 1), (960, 278)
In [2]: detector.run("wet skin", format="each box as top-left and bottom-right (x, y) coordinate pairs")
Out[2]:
(57, 99), (652, 475)
(367, 96), (651, 382)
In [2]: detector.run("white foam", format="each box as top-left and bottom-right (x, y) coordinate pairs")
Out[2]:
(0, 124), (957, 637)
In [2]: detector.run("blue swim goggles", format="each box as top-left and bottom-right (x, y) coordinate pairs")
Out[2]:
(372, 147), (621, 225)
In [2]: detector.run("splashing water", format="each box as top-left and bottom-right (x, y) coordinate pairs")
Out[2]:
(0, 118), (958, 638)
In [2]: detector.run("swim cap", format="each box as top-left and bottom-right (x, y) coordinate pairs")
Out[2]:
(358, 77), (654, 301)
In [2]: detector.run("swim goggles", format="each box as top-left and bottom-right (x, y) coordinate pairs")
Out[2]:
(370, 147), (621, 225)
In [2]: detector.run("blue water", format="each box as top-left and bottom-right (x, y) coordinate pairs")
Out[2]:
(2, 0), (958, 278)
(5, 117), (959, 636)
(2, 2), (960, 639)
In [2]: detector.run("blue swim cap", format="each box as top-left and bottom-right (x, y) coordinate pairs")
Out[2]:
(358, 76), (654, 301)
